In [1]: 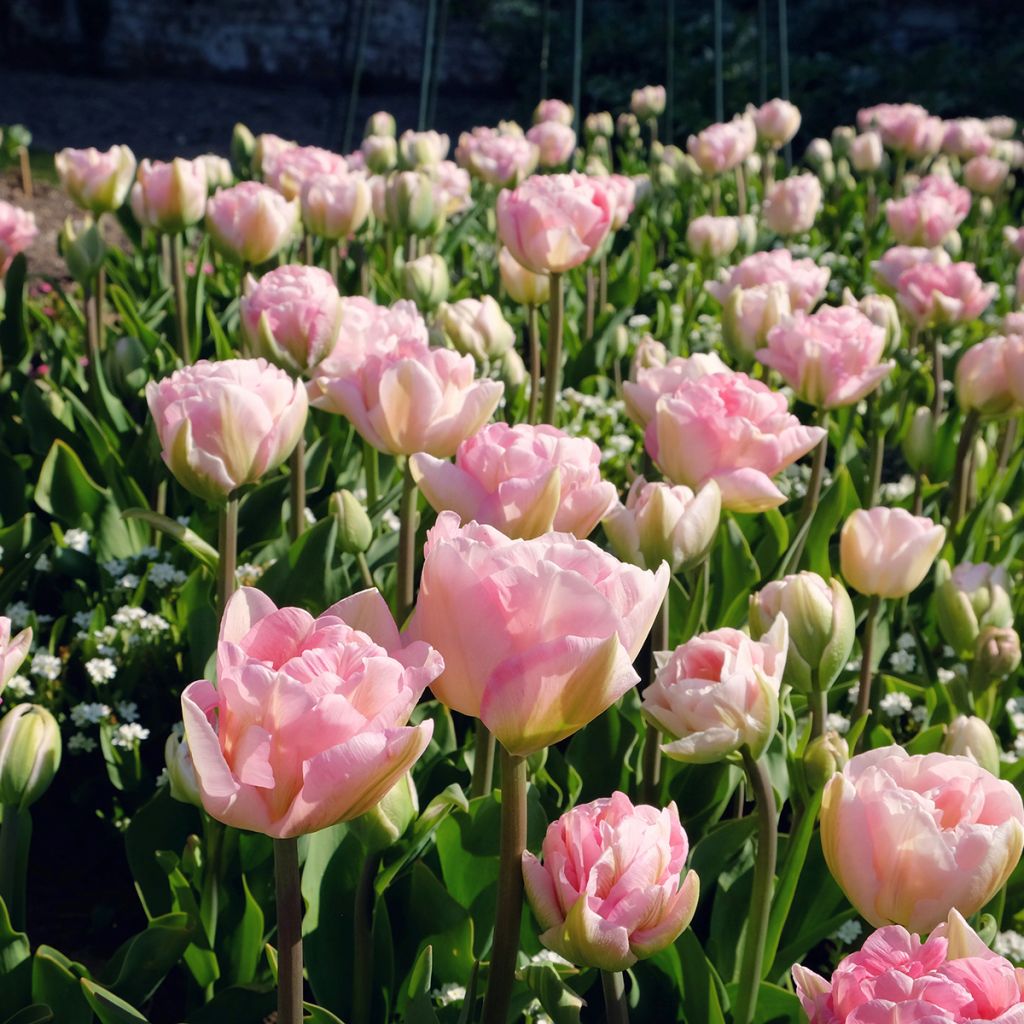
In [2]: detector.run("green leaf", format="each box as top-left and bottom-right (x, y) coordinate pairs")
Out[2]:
(259, 517), (343, 610)
(713, 517), (760, 627)
(398, 944), (433, 1016)
(678, 928), (727, 1024)
(226, 875), (264, 986)
(34, 439), (106, 528)
(79, 980), (150, 1023)
(2, 1006), (53, 1024)
(31, 946), (91, 1024)
(99, 912), (194, 1007)
(302, 1004), (347, 1024)
(518, 963), (584, 1024)
(0, 254), (29, 368)
(184, 985), (274, 1023)
(122, 507), (219, 571)
(0, 896), (31, 1011)
(151, 850), (219, 990)
(806, 465), (859, 578)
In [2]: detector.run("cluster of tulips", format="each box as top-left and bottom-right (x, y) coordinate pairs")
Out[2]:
(0, 84), (1022, 1024)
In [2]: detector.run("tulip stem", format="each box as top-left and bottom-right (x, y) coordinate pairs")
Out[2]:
(799, 414), (829, 526)
(526, 304), (541, 425)
(0, 804), (28, 931)
(470, 721), (497, 798)
(585, 267), (596, 342)
(273, 837), (304, 1024)
(639, 592), (670, 805)
(396, 458), (418, 626)
(352, 854), (379, 1024)
(363, 440), (379, 509)
(997, 417), (1018, 472)
(601, 970), (631, 1024)
(171, 232), (191, 364)
(930, 331), (945, 421)
(866, 414), (886, 509)
(599, 254), (608, 311)
(216, 498), (239, 618)
(356, 551), (375, 590)
(289, 434), (306, 544)
(950, 409), (980, 527)
(735, 748), (777, 1024)
(853, 595), (883, 747)
(481, 748), (527, 1024)
(541, 271), (564, 426)
(810, 687), (828, 740)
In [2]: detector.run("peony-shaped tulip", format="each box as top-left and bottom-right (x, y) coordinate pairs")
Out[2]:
(455, 127), (539, 187)
(943, 716), (1002, 777)
(943, 118), (994, 159)
(793, 909), (1024, 1024)
(432, 160), (472, 216)
(300, 172), (371, 240)
(886, 175), (971, 247)
(526, 121), (576, 168)
(0, 202), (38, 277)
(206, 182), (299, 265)
(603, 476), (721, 574)
(181, 587), (443, 838)
(399, 130), (450, 169)
(0, 617), (32, 694)
(622, 351), (730, 428)
(631, 85), (667, 121)
(254, 133), (296, 177)
(362, 135), (398, 174)
(497, 173), (612, 274)
(763, 173), (823, 235)
(686, 214), (745, 260)
(240, 265), (342, 375)
(645, 372), (826, 513)
(433, 296), (516, 362)
(849, 131), (883, 173)
(498, 247), (550, 306)
(130, 158), (208, 233)
(955, 335), (1024, 417)
(758, 305), (894, 408)
(411, 422), (616, 539)
(522, 792), (699, 971)
(706, 248), (831, 313)
(533, 99), (574, 126)
(753, 98), (801, 148)
(840, 507), (945, 599)
(873, 243), (951, 291)
(686, 115), (757, 176)
(146, 358), (308, 503)
(603, 174), (637, 231)
(896, 261), (996, 328)
(407, 513), (669, 756)
(262, 145), (347, 200)
(1004, 226), (1024, 258)
(55, 145), (136, 214)
(964, 155), (1010, 196)
(820, 746), (1024, 932)
(642, 617), (788, 763)
(858, 103), (944, 156)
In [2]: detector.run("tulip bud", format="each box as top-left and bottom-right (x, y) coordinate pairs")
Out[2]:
(617, 113), (641, 142)
(994, 502), (1013, 528)
(805, 138), (833, 168)
(435, 296), (516, 362)
(943, 715), (1001, 776)
(722, 281), (791, 362)
(498, 247), (550, 307)
(500, 348), (527, 390)
(330, 489), (374, 555)
(842, 288), (902, 352)
(104, 335), (148, 400)
(365, 111), (397, 139)
(630, 335), (668, 376)
(0, 705), (61, 811)
(750, 572), (855, 694)
(385, 171), (444, 236)
(850, 131), (884, 173)
(59, 217), (106, 286)
(935, 560), (1013, 658)
(231, 123), (256, 178)
(362, 135), (398, 174)
(402, 253), (449, 311)
(804, 731), (849, 790)
(164, 725), (202, 807)
(347, 772), (418, 856)
(972, 626), (1021, 692)
(830, 125), (856, 157)
(902, 407), (935, 474)
(584, 111), (614, 140)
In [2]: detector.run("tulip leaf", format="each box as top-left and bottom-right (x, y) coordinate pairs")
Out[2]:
(714, 517), (760, 627)
(1, 1006), (53, 1024)
(259, 517), (343, 610)
(79, 980), (150, 1023)
(34, 439), (106, 529)
(183, 985), (275, 1022)
(122, 507), (219, 571)
(0, 254), (29, 368)
(805, 465), (859, 579)
(303, 1004), (348, 1024)
(723, 980), (803, 1024)
(151, 850), (219, 990)
(31, 946), (91, 1024)
(99, 912), (193, 1007)
(225, 874), (264, 987)
(0, 896), (30, 1010)
(678, 928), (727, 1024)
(518, 963), (584, 1024)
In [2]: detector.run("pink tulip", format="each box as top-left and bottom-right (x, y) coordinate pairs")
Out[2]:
(254, 133), (295, 177)
(687, 115), (757, 176)
(130, 158), (208, 233)
(1005, 311), (1024, 336)
(763, 173), (823, 235)
(526, 121), (577, 168)
(630, 85), (667, 120)
(645, 372), (826, 512)
(873, 243), (950, 290)
(896, 261), (996, 328)
(55, 145), (136, 214)
(603, 174), (637, 231)
(262, 145), (347, 200)
(197, 154), (233, 191)
(498, 246), (550, 306)
(706, 248), (831, 312)
(622, 351), (730, 427)
(455, 127), (539, 187)
(206, 182), (299, 265)
(857, 103), (944, 157)
(943, 118), (994, 159)
(145, 358), (308, 503)
(955, 335), (1024, 416)
(642, 617), (788, 762)
(522, 792), (699, 971)
(752, 98), (801, 147)
(820, 745), (1024, 932)
(686, 214), (745, 260)
(886, 175), (971, 247)
(0, 618), (32, 693)
(181, 587), (442, 838)
(432, 160), (472, 216)
(1003, 226), (1024, 258)
(758, 305), (894, 409)
(300, 173), (371, 239)
(0, 202), (38, 277)
(533, 98), (574, 126)
(840, 507), (946, 598)
(411, 422), (616, 539)
(399, 130), (450, 169)
(362, 135), (398, 174)
(496, 173), (612, 274)
(964, 155), (1010, 195)
(850, 131), (884, 173)
(240, 265), (342, 375)
(407, 513), (669, 755)
(793, 909), (1024, 1024)
(434, 296), (515, 361)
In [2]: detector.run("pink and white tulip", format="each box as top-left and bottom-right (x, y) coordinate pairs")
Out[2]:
(763, 173), (823, 235)
(130, 158), (208, 233)
(0, 202), (38, 277)
(752, 98), (801, 147)
(0, 618), (32, 694)
(896, 261), (996, 328)
(955, 335), (1024, 416)
(623, 351), (731, 427)
(886, 175), (971, 247)
(526, 121), (576, 168)
(300, 173), (371, 239)
(55, 145), (136, 214)
(206, 182), (300, 265)
(263, 145), (347, 200)
(687, 115), (757, 176)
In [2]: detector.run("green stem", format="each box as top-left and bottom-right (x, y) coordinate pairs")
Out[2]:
(997, 417), (1018, 472)
(541, 271), (564, 425)
(481, 748), (527, 1024)
(0, 805), (27, 930)
(217, 498), (239, 619)
(735, 163), (748, 217)
(274, 837), (304, 1024)
(328, 244), (340, 285)
(799, 414), (829, 526)
(356, 551), (375, 590)
(396, 458), (418, 625)
(930, 332), (945, 420)
(352, 854), (379, 1024)
(734, 748), (778, 1024)
(527, 304), (541, 425)
(866, 415), (886, 509)
(363, 440), (379, 509)
(171, 233), (191, 364)
(810, 687), (827, 740)
(585, 267), (596, 342)
(470, 721), (497, 798)
(289, 433), (306, 544)
(599, 254), (608, 311)
(639, 592), (670, 805)
(950, 409), (980, 527)
(854, 595), (883, 747)
(601, 970), (630, 1024)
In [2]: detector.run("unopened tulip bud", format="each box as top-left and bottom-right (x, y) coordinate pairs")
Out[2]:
(59, 217), (106, 286)
(402, 253), (449, 311)
(362, 135), (398, 174)
(330, 489), (374, 554)
(851, 132), (884, 173)
(386, 171), (443, 236)
(994, 503), (1013, 528)
(722, 281), (791, 362)
(943, 715), (1001, 776)
(0, 705), (61, 811)
(498, 247), (549, 307)
(500, 348), (527, 390)
(630, 335), (668, 376)
(164, 726), (202, 807)
(805, 138), (833, 168)
(935, 560), (1013, 658)
(804, 731), (849, 790)
(846, 290), (902, 351)
(631, 85), (667, 121)
(231, 122), (256, 178)
(584, 111), (614, 140)
(131, 157), (208, 234)
(617, 113), (641, 141)
(830, 125), (855, 157)
(347, 772), (418, 856)
(435, 296), (515, 362)
(54, 145), (136, 215)
(365, 111), (396, 139)
(902, 406), (935, 473)
(972, 626), (1021, 692)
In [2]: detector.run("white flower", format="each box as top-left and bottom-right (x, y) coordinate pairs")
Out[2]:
(879, 475), (916, 502)
(116, 701), (140, 723)
(72, 610), (93, 630)
(832, 919), (863, 945)
(63, 529), (91, 554)
(118, 574), (140, 590)
(68, 733), (98, 754)
(382, 510), (400, 532)
(888, 649), (916, 674)
(30, 653), (62, 681)
(236, 563), (266, 585)
(825, 713), (850, 735)
(112, 607), (146, 628)
(5, 602), (31, 628)
(994, 931), (1024, 963)
(138, 546), (160, 559)
(879, 691), (913, 718)
(5, 675), (33, 698)
(304, 507), (317, 525)
(85, 658), (117, 685)
(111, 723), (150, 749)
(627, 314), (651, 329)
(937, 668), (957, 685)
(528, 949), (573, 967)
(34, 554), (52, 572)
(139, 614), (170, 634)
(433, 984), (467, 1007)
(148, 562), (187, 589)
(103, 558), (128, 577)
(847, 682), (860, 705)
(895, 632), (915, 650)
(70, 702), (111, 726)
(175, 516), (190, 527)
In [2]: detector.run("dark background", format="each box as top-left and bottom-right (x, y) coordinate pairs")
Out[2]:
(0, 0), (1022, 158)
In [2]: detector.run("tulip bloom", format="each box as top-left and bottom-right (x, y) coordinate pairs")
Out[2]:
(146, 358), (308, 503)
(411, 423), (616, 540)
(622, 351), (731, 428)
(642, 617), (788, 763)
(935, 560), (1014, 657)
(849, 131), (883, 173)
(0, 202), (38, 277)
(686, 115), (757, 176)
(522, 792), (699, 971)
(206, 182), (299, 265)
(763, 173), (823, 235)
(631, 85), (667, 121)
(943, 118), (994, 159)
(498, 247), (550, 306)
(794, 909), (1024, 1024)
(752, 98), (801, 148)
(240, 265), (342, 375)
(181, 587), (443, 838)
(496, 173), (612, 275)
(262, 145), (347, 200)
(399, 130), (450, 169)
(533, 98), (574, 126)
(300, 173), (371, 240)
(686, 214), (748, 260)
(840, 507), (945, 599)
(407, 513), (669, 756)
(645, 372), (826, 513)
(1003, 226), (1024, 258)
(886, 175), (971, 248)
(131, 158), (208, 233)
(0, 617), (32, 693)
(955, 335), (1024, 417)
(858, 103), (944, 156)
(603, 174), (637, 231)
(964, 155), (1010, 196)
(706, 248), (831, 313)
(758, 305), (894, 409)
(873, 243), (951, 291)
(820, 746), (1024, 932)
(896, 261), (997, 328)
(526, 121), (576, 168)
(455, 128), (539, 188)
(433, 297), (516, 362)
(55, 145), (136, 214)
(362, 135), (398, 174)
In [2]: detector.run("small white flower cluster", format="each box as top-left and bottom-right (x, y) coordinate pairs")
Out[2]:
(879, 691), (913, 718)
(432, 984), (466, 1007)
(68, 733), (97, 754)
(826, 713), (851, 735)
(236, 562), (269, 587)
(888, 648), (916, 674)
(994, 930), (1024, 963)
(102, 549), (186, 591)
(111, 722), (150, 749)
(1003, 698), (1024, 764)
(70, 702), (111, 727)
(85, 657), (117, 686)
(6, 674), (33, 699)
(62, 528), (91, 555)
(831, 919), (863, 945)
(30, 652), (62, 681)
(4, 602), (31, 629)
(878, 475), (916, 502)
